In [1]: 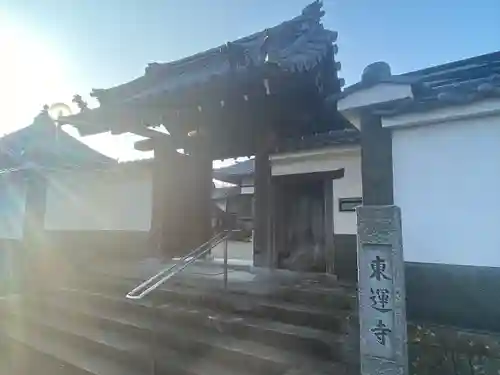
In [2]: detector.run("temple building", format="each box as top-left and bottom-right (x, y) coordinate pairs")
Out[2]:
(62, 0), (352, 275)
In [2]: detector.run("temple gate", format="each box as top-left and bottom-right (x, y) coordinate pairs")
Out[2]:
(62, 1), (350, 274)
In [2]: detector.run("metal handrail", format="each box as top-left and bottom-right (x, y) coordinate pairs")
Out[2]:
(126, 230), (231, 300)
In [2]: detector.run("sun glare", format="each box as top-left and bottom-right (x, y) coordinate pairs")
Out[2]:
(0, 16), (72, 134)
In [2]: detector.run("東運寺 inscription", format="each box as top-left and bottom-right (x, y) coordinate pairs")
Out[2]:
(357, 205), (408, 375)
(360, 245), (395, 359)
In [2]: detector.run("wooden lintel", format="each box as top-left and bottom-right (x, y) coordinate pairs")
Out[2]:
(134, 127), (170, 139)
(134, 138), (154, 152)
(134, 134), (189, 153)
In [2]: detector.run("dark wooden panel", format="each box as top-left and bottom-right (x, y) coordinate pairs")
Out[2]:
(333, 234), (357, 282)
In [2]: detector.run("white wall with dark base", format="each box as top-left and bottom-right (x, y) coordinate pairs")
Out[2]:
(44, 169), (152, 231)
(387, 105), (500, 331)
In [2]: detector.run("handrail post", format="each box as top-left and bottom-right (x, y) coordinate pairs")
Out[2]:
(223, 231), (228, 290)
(150, 298), (159, 375)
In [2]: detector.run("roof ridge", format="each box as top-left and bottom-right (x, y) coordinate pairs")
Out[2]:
(145, 1), (327, 75)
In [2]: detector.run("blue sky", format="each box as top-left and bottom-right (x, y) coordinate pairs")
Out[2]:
(1, 0), (499, 160)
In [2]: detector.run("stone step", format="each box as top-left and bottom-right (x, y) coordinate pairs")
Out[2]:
(35, 289), (346, 362)
(2, 322), (142, 375)
(0, 337), (91, 375)
(2, 307), (264, 375)
(67, 271), (357, 311)
(59, 278), (354, 332)
(5, 295), (349, 375)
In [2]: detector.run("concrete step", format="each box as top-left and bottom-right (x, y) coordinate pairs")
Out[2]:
(5, 295), (349, 375)
(36, 288), (346, 362)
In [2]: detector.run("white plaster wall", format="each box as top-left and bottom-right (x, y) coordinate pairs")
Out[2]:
(331, 150), (362, 234)
(241, 186), (254, 195)
(0, 176), (26, 239)
(271, 146), (362, 234)
(392, 114), (500, 267)
(44, 169), (152, 231)
(241, 176), (254, 187)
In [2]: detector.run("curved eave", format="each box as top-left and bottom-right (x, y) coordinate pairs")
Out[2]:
(90, 1), (339, 105)
(60, 104), (164, 136)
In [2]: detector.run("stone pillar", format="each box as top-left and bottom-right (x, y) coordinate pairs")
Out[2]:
(357, 205), (408, 375)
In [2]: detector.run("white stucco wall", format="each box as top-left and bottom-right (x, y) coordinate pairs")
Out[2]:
(0, 176), (26, 239)
(271, 146), (362, 235)
(44, 169), (152, 231)
(392, 113), (500, 267)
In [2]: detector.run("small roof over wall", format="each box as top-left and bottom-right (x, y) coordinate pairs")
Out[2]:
(213, 159), (255, 185)
(0, 108), (113, 170)
(337, 51), (500, 120)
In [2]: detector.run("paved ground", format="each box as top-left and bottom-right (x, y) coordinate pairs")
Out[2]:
(90, 251), (344, 297)
(210, 240), (253, 263)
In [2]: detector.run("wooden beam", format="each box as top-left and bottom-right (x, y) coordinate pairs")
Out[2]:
(133, 130), (189, 152)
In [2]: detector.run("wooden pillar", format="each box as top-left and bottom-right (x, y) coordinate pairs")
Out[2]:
(151, 138), (212, 259)
(253, 133), (273, 268)
(150, 143), (169, 258)
(360, 111), (394, 205)
(188, 137), (212, 249)
(150, 143), (184, 257)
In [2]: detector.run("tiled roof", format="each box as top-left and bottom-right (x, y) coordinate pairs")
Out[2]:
(212, 186), (241, 200)
(213, 127), (360, 182)
(381, 51), (500, 115)
(89, 1), (339, 106)
(340, 51), (500, 117)
(276, 127), (360, 153)
(213, 159), (254, 183)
